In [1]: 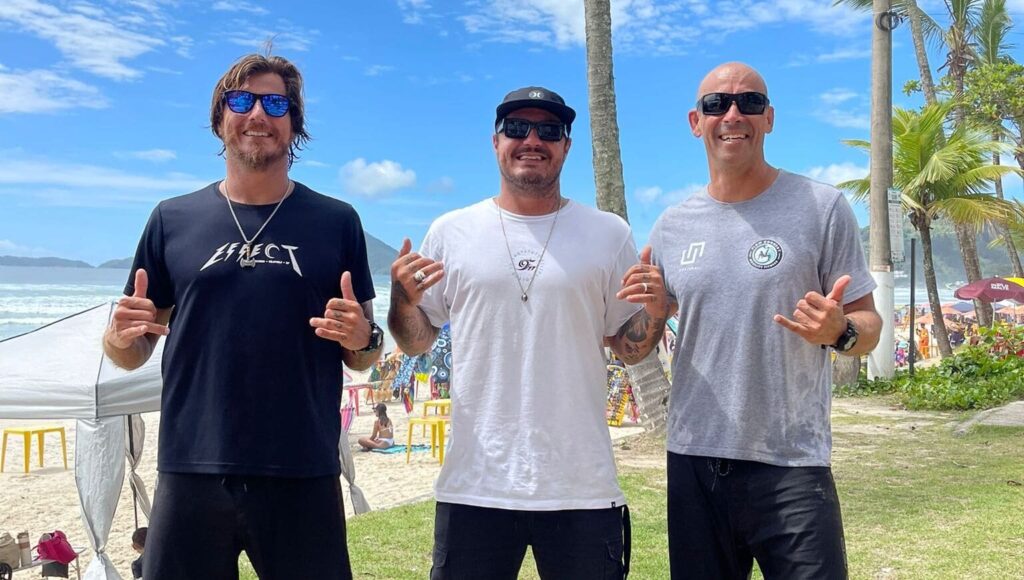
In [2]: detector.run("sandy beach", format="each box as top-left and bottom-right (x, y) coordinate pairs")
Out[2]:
(0, 381), (643, 578)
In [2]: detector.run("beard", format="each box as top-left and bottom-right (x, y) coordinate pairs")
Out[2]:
(498, 150), (563, 196)
(223, 133), (289, 171)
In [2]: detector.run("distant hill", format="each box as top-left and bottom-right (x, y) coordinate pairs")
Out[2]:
(859, 217), (1019, 285)
(98, 258), (133, 269)
(365, 233), (397, 277)
(2, 234), (399, 276)
(0, 255), (93, 268)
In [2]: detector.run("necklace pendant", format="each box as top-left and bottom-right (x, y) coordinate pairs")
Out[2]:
(521, 293), (528, 303)
(240, 244), (256, 268)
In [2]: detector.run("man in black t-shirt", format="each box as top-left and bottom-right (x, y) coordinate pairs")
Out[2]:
(102, 53), (384, 580)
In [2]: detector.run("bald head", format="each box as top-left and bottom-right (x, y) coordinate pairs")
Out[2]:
(695, 62), (768, 103)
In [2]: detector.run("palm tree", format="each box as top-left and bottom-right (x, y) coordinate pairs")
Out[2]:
(840, 101), (1019, 357)
(583, 0), (670, 431)
(833, 0), (942, 104)
(967, 0), (1023, 276)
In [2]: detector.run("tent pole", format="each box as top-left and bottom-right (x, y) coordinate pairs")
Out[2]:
(128, 415), (139, 530)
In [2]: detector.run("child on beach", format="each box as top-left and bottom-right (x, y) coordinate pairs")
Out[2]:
(130, 527), (147, 579)
(358, 403), (395, 451)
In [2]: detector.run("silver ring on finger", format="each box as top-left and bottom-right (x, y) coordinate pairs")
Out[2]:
(642, 282), (649, 294)
(413, 270), (426, 283)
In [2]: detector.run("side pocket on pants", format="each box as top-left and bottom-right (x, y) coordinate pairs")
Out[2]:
(429, 547), (449, 580)
(604, 539), (624, 579)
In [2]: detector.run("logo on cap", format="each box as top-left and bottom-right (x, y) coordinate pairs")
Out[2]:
(529, 90), (544, 99)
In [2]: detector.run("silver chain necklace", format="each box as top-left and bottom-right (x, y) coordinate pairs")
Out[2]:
(496, 196), (562, 303)
(223, 180), (294, 268)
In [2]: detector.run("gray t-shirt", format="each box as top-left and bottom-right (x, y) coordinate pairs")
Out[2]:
(650, 170), (875, 466)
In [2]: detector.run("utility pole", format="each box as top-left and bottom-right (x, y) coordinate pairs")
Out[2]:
(868, 0), (897, 379)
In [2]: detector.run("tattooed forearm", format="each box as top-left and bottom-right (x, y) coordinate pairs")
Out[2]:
(611, 309), (666, 365)
(387, 281), (439, 355)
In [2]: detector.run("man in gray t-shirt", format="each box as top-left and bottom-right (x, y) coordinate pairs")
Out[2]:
(651, 62), (882, 579)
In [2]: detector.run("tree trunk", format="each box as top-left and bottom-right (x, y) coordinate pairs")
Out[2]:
(906, 0), (938, 106)
(954, 223), (993, 325)
(992, 139), (1024, 277)
(583, 0), (627, 221)
(832, 355), (861, 388)
(584, 0), (670, 429)
(919, 219), (954, 357)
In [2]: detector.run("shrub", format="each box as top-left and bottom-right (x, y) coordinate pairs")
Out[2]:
(835, 324), (1024, 410)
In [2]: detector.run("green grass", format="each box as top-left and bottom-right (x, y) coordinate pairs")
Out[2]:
(238, 397), (1024, 579)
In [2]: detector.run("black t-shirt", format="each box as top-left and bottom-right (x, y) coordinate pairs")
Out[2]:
(126, 181), (375, 477)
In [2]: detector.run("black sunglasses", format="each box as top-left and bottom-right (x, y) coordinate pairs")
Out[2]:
(223, 90), (291, 118)
(497, 118), (567, 142)
(697, 92), (769, 116)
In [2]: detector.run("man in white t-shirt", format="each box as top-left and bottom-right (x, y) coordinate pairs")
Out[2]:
(388, 86), (669, 579)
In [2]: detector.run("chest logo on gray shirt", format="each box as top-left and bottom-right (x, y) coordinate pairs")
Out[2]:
(680, 242), (706, 266)
(747, 240), (783, 270)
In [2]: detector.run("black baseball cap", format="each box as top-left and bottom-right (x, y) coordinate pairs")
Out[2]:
(495, 86), (577, 134)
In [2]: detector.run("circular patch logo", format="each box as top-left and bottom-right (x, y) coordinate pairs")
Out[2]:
(747, 240), (783, 269)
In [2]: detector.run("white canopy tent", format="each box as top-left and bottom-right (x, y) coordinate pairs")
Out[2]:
(0, 303), (369, 580)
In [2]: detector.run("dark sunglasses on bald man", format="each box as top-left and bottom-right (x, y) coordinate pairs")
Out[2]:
(497, 118), (567, 142)
(223, 90), (291, 118)
(697, 92), (769, 116)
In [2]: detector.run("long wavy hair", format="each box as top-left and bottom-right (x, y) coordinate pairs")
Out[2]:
(210, 52), (311, 166)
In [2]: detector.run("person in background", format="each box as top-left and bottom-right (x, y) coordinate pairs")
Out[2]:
(358, 403), (395, 451)
(131, 527), (147, 580)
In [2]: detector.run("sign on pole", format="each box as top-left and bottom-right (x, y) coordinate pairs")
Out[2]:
(888, 187), (904, 269)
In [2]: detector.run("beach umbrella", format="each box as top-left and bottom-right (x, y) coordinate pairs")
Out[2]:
(1005, 277), (1024, 287)
(954, 277), (1024, 303)
(950, 301), (975, 313)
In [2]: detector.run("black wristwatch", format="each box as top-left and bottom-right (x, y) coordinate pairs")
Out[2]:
(831, 318), (859, 353)
(358, 321), (384, 352)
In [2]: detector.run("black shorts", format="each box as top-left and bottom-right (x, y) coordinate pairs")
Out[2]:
(145, 473), (352, 580)
(430, 502), (630, 580)
(667, 453), (848, 580)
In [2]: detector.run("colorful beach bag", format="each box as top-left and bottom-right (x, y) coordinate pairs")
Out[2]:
(36, 531), (76, 565)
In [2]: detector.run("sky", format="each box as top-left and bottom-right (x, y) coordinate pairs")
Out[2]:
(1, 0), (1023, 266)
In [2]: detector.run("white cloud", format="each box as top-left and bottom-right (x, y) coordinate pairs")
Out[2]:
(223, 21), (320, 52)
(803, 162), (868, 187)
(115, 149), (177, 162)
(0, 158), (208, 206)
(299, 160), (330, 168)
(0, 0), (165, 80)
(212, 1), (269, 15)
(0, 239), (56, 258)
(817, 47), (871, 63)
(340, 158), (417, 197)
(459, 0), (865, 53)
(632, 183), (704, 206)
(815, 89), (870, 130)
(0, 69), (107, 114)
(820, 88), (859, 105)
(365, 64), (395, 77)
(398, 0), (432, 24)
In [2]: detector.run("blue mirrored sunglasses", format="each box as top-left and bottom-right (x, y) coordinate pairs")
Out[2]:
(223, 90), (291, 118)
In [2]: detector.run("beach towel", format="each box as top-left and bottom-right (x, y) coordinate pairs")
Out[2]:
(370, 444), (431, 454)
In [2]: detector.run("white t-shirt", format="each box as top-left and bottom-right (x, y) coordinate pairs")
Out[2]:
(418, 198), (642, 510)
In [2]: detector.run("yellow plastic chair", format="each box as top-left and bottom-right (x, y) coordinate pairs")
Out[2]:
(406, 416), (450, 465)
(1, 425), (68, 473)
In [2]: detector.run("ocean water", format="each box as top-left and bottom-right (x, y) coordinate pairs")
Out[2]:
(0, 264), (967, 343)
(0, 266), (392, 342)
